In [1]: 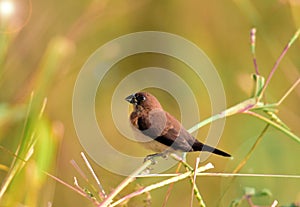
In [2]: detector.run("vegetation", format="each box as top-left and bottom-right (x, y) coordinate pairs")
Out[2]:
(0, 1), (299, 206)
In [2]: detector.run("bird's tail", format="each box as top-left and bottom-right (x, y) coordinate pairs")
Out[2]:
(192, 142), (231, 157)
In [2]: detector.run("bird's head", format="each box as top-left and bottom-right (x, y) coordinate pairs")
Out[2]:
(125, 92), (162, 110)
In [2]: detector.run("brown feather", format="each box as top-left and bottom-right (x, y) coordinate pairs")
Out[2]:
(126, 92), (231, 157)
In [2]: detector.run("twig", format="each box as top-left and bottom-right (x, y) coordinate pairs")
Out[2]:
(81, 152), (107, 199)
(45, 172), (100, 206)
(170, 154), (206, 206)
(98, 159), (152, 207)
(70, 160), (89, 183)
(170, 153), (193, 171)
(271, 200), (278, 207)
(136, 172), (300, 179)
(110, 163), (214, 207)
(194, 172), (300, 178)
(73, 177), (81, 189)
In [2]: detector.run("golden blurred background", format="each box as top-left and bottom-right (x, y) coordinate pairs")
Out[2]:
(0, 0), (300, 206)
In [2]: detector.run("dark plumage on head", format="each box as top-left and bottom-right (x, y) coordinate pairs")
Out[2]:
(125, 92), (162, 110)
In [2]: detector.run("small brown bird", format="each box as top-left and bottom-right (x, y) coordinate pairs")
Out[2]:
(126, 92), (231, 159)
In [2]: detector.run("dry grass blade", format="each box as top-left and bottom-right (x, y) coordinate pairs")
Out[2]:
(110, 163), (214, 207)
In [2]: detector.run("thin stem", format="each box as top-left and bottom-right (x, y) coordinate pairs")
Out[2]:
(98, 160), (152, 207)
(170, 154), (205, 206)
(136, 172), (300, 179)
(0, 146), (27, 163)
(249, 76), (299, 109)
(188, 98), (257, 133)
(0, 92), (34, 199)
(110, 163), (214, 207)
(271, 200), (279, 207)
(245, 195), (255, 207)
(259, 29), (300, 100)
(81, 152), (106, 199)
(45, 172), (100, 206)
(188, 76), (300, 143)
(287, 28), (300, 47)
(191, 157), (202, 207)
(250, 28), (259, 75)
(244, 111), (300, 143)
(73, 176), (94, 199)
(170, 153), (193, 171)
(38, 98), (47, 119)
(162, 162), (182, 207)
(197, 172), (300, 178)
(258, 46), (288, 100)
(233, 124), (270, 173)
(276, 78), (300, 106)
(70, 160), (89, 183)
(216, 124), (270, 206)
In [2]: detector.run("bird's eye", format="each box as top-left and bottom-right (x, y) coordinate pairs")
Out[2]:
(135, 94), (146, 103)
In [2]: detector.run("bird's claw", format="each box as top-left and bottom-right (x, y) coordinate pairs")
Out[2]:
(143, 152), (169, 165)
(161, 153), (169, 159)
(144, 155), (158, 165)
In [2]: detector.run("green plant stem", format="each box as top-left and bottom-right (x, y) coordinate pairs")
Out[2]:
(233, 124), (269, 173)
(191, 158), (204, 207)
(187, 92), (300, 144)
(188, 98), (257, 133)
(0, 93), (34, 199)
(244, 111), (300, 143)
(217, 124), (270, 206)
(188, 29), (300, 144)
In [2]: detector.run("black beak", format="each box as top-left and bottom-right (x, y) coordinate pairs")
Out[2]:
(125, 94), (135, 104)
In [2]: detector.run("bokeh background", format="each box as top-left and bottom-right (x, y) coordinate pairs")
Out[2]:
(0, 0), (300, 206)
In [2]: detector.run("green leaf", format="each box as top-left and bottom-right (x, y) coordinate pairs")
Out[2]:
(252, 73), (265, 98)
(255, 188), (272, 197)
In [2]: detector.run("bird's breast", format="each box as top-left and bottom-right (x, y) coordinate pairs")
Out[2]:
(140, 139), (172, 153)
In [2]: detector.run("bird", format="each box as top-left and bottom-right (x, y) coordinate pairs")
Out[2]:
(125, 91), (231, 160)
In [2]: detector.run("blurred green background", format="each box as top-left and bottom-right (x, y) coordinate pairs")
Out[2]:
(0, 0), (300, 206)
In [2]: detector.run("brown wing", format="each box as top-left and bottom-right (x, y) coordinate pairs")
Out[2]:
(132, 109), (231, 156)
(158, 112), (199, 151)
(138, 109), (198, 152)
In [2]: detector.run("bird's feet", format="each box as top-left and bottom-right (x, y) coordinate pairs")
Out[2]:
(143, 152), (169, 165)
(141, 152), (169, 174)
